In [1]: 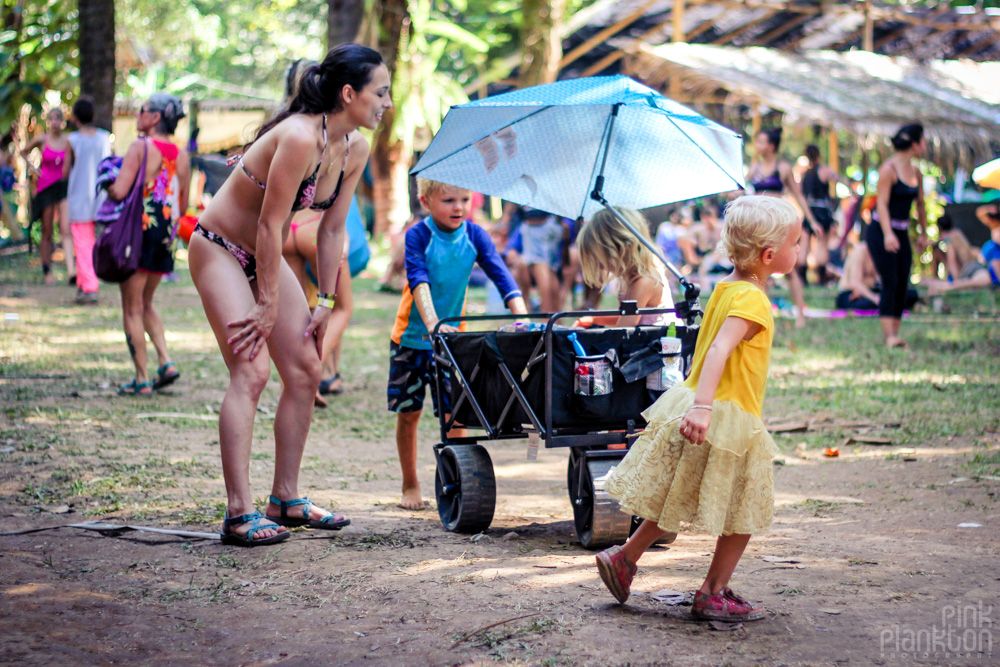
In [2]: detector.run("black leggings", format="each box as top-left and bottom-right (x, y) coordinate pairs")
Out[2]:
(866, 224), (912, 319)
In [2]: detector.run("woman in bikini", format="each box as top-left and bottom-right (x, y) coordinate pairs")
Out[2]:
(747, 128), (819, 327)
(280, 59), (354, 405)
(188, 44), (391, 546)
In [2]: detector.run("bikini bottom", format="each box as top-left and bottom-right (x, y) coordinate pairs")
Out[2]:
(194, 223), (257, 282)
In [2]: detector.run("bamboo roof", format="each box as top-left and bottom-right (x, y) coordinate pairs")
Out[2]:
(626, 43), (1000, 165)
(561, 0), (1000, 79)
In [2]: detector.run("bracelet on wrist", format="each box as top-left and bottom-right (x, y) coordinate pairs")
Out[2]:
(689, 404), (713, 412)
(316, 292), (336, 309)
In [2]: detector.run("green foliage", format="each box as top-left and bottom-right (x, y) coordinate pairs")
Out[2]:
(115, 0), (327, 101)
(0, 0), (79, 133)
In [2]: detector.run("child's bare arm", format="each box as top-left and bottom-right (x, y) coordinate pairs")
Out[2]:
(412, 283), (458, 334)
(614, 275), (659, 327)
(680, 315), (762, 445)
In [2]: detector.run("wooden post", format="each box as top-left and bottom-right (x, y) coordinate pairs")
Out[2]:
(860, 149), (870, 197)
(863, 0), (874, 52)
(673, 0), (685, 43)
(828, 129), (839, 197)
(669, 0), (686, 99)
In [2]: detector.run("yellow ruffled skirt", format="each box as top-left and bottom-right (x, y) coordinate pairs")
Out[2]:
(604, 384), (776, 537)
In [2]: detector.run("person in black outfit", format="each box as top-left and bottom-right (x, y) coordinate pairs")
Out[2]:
(867, 124), (928, 348)
(801, 144), (847, 285)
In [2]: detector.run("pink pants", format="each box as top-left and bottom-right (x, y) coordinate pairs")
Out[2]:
(71, 221), (98, 294)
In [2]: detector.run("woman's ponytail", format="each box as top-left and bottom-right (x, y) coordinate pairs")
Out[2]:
(249, 44), (384, 147)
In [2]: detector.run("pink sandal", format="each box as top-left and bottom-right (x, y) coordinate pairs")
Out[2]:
(595, 545), (637, 604)
(691, 587), (765, 622)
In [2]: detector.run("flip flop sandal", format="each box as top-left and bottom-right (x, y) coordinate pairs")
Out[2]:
(268, 496), (351, 530)
(153, 362), (181, 390)
(221, 511), (290, 547)
(117, 379), (154, 396)
(318, 373), (343, 396)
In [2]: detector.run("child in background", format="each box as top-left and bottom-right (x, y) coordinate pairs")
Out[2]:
(0, 144), (25, 245)
(519, 207), (568, 313)
(594, 196), (801, 623)
(576, 207), (678, 327)
(654, 213), (684, 269)
(67, 96), (111, 305)
(389, 179), (527, 509)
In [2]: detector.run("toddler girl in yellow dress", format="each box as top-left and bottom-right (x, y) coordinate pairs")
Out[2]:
(595, 195), (801, 623)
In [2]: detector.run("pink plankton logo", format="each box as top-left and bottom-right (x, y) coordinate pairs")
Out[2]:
(880, 601), (993, 662)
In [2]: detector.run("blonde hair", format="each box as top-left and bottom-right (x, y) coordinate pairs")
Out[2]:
(720, 195), (798, 271)
(578, 207), (659, 289)
(416, 177), (468, 201)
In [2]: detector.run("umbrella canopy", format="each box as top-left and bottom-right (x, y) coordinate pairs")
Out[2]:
(411, 75), (745, 221)
(972, 158), (1000, 190)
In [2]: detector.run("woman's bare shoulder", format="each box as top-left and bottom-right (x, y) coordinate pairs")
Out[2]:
(346, 130), (371, 162)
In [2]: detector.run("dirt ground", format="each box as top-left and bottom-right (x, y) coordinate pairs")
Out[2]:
(2, 277), (999, 666)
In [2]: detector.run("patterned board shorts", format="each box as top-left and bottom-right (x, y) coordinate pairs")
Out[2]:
(387, 341), (452, 415)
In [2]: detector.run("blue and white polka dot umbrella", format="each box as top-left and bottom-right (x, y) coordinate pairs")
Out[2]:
(411, 75), (745, 222)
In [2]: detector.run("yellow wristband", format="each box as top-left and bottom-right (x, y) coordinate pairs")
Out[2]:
(316, 296), (336, 309)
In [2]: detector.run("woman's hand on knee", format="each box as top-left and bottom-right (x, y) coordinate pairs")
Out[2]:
(227, 304), (277, 360)
(304, 307), (331, 357)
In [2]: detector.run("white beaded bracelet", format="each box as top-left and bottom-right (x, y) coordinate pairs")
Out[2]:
(689, 404), (713, 412)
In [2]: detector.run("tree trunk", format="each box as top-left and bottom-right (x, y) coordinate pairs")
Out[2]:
(370, 0), (410, 239)
(77, 0), (115, 132)
(519, 0), (566, 87)
(327, 0), (365, 48)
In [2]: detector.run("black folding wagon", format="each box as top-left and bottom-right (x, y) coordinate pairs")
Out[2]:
(427, 300), (700, 549)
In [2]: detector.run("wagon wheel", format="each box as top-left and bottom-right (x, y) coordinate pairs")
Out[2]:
(567, 450), (632, 549)
(435, 444), (496, 533)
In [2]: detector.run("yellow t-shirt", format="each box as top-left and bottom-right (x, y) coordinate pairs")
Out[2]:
(683, 281), (773, 417)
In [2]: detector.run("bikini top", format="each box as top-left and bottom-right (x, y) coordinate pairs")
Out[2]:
(236, 114), (350, 212)
(749, 165), (783, 193)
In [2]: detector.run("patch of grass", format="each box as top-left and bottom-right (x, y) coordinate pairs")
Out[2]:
(775, 588), (805, 596)
(789, 498), (844, 517)
(965, 448), (1000, 478)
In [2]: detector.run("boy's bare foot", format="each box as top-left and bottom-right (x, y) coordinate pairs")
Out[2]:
(794, 313), (807, 328)
(886, 336), (908, 349)
(399, 486), (424, 510)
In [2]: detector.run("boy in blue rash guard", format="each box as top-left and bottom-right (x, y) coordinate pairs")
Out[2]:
(389, 178), (527, 509)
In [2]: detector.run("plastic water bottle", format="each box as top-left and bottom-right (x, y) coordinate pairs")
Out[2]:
(647, 324), (683, 391)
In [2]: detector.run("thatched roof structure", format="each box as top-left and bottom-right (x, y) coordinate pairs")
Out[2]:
(561, 0), (1000, 80)
(625, 43), (1000, 166)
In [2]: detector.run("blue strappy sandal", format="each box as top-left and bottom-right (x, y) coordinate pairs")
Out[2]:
(153, 362), (181, 390)
(220, 511), (290, 547)
(318, 373), (343, 396)
(117, 379), (154, 396)
(268, 496), (351, 530)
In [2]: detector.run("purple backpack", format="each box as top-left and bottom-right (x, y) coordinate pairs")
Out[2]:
(94, 142), (147, 283)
